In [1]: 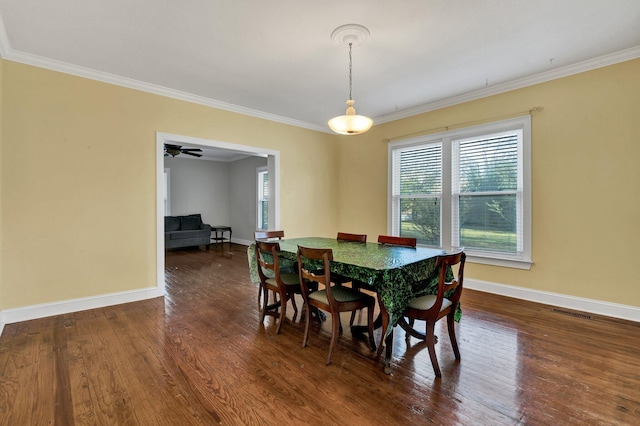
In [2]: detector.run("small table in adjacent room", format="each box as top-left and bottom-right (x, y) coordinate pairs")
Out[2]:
(211, 226), (232, 246)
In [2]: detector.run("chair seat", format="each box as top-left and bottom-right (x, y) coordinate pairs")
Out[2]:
(266, 273), (299, 287)
(407, 294), (453, 312)
(309, 285), (369, 304)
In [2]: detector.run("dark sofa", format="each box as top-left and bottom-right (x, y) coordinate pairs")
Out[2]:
(165, 214), (212, 249)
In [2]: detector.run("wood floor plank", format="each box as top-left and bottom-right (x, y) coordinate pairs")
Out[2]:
(0, 325), (36, 425)
(1, 243), (639, 425)
(64, 314), (99, 425)
(76, 309), (141, 425)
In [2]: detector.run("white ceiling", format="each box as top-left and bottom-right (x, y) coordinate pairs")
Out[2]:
(164, 143), (257, 163)
(1, 0), (639, 136)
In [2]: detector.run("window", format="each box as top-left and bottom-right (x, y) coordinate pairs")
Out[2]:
(389, 116), (531, 269)
(257, 168), (269, 230)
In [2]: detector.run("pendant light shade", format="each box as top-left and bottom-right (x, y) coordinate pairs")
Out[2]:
(328, 24), (373, 135)
(328, 100), (373, 135)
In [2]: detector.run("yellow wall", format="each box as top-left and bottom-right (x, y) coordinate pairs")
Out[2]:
(0, 57), (3, 309)
(338, 58), (640, 307)
(0, 60), (337, 309)
(1, 57), (639, 313)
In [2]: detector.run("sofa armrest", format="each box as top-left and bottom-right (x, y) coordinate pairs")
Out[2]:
(201, 223), (212, 232)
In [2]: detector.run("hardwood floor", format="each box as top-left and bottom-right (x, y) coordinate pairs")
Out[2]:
(1, 243), (639, 425)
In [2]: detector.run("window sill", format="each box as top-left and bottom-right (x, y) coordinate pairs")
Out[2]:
(466, 252), (532, 270)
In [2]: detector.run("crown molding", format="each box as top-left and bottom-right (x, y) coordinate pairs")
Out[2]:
(0, 14), (638, 134)
(0, 46), (329, 133)
(374, 45), (640, 124)
(0, 13), (10, 58)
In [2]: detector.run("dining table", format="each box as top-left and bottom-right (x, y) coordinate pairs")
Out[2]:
(256, 236), (455, 373)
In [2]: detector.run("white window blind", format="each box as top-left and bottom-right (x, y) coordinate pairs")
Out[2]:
(452, 130), (523, 255)
(391, 142), (442, 246)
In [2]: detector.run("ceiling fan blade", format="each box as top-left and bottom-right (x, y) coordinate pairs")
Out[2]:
(163, 144), (203, 158)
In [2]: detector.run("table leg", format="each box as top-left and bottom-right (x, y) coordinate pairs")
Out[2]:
(211, 227), (232, 248)
(384, 328), (393, 374)
(375, 297), (393, 374)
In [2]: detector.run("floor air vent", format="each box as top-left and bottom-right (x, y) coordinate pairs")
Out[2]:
(552, 308), (592, 320)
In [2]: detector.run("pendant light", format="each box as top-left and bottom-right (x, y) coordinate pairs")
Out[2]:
(328, 24), (373, 135)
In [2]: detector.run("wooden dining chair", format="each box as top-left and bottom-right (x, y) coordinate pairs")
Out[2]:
(333, 232), (367, 285)
(296, 245), (376, 365)
(349, 235), (418, 327)
(377, 235), (417, 248)
(396, 251), (466, 378)
(337, 232), (367, 243)
(334, 232), (369, 330)
(254, 230), (286, 300)
(255, 240), (301, 334)
(254, 230), (285, 241)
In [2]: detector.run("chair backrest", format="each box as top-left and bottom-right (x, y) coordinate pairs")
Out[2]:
(337, 232), (367, 243)
(255, 241), (282, 282)
(435, 251), (466, 305)
(254, 230), (285, 241)
(377, 235), (417, 248)
(296, 245), (337, 304)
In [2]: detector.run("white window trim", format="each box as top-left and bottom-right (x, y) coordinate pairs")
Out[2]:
(164, 167), (171, 216)
(388, 115), (532, 270)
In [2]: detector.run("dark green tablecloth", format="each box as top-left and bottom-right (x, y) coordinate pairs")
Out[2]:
(248, 237), (458, 335)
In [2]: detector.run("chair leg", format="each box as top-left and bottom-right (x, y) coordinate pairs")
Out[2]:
(302, 304), (311, 348)
(398, 316), (427, 340)
(425, 322), (441, 378)
(326, 311), (340, 365)
(276, 290), (287, 335)
(406, 318), (416, 340)
(348, 282), (369, 327)
(290, 293), (299, 322)
(260, 286), (269, 323)
(447, 313), (460, 360)
(349, 309), (364, 327)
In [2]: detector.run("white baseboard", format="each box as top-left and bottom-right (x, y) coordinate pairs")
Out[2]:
(2, 277), (637, 338)
(231, 238), (253, 246)
(0, 286), (164, 336)
(466, 278), (640, 323)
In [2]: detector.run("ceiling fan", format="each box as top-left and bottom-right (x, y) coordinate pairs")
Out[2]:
(164, 143), (203, 158)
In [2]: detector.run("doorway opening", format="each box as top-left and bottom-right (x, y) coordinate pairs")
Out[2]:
(156, 132), (280, 293)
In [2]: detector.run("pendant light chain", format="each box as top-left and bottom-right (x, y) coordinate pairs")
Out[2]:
(327, 24), (373, 135)
(348, 42), (353, 101)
